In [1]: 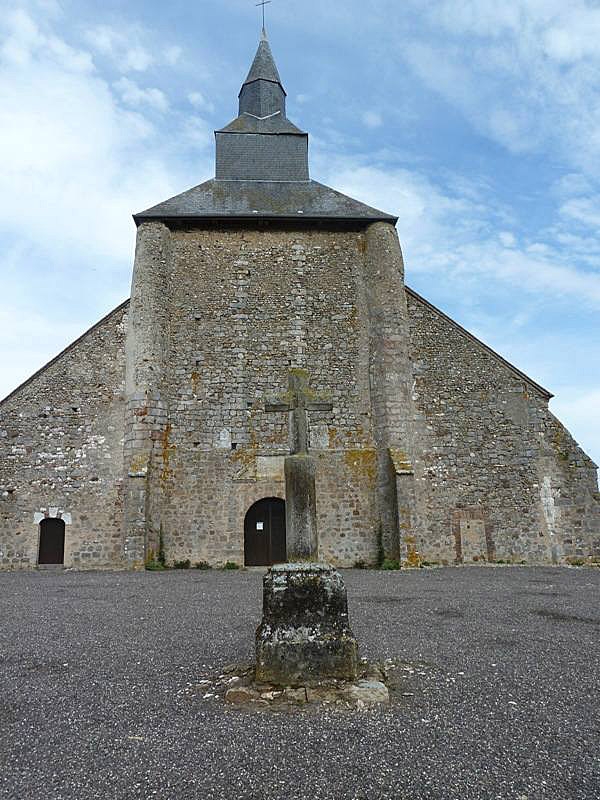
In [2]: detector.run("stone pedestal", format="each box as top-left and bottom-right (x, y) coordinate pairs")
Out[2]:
(255, 563), (359, 687)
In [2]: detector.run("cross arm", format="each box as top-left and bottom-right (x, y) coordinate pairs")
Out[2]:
(265, 401), (292, 413)
(306, 402), (334, 412)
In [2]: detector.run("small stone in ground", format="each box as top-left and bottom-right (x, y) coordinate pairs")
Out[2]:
(261, 691), (282, 700)
(365, 664), (386, 682)
(344, 680), (389, 706)
(283, 687), (308, 704)
(306, 688), (340, 704)
(225, 687), (258, 705)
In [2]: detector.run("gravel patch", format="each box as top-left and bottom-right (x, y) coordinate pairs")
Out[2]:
(1, 566), (599, 799)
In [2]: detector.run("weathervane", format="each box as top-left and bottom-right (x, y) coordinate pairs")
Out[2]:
(256, 0), (271, 30)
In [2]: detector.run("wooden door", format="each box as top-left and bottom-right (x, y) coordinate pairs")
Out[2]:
(244, 498), (286, 566)
(38, 518), (65, 565)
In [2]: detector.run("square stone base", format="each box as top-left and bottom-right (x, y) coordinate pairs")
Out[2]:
(255, 563), (359, 687)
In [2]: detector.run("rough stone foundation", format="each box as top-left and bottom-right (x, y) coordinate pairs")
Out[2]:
(255, 563), (359, 686)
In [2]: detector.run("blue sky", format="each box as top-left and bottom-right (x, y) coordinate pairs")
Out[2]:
(1, 0), (599, 466)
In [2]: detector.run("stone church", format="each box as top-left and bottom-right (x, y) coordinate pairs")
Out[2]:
(1, 32), (598, 571)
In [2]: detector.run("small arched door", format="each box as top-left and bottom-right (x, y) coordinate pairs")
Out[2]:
(38, 518), (66, 565)
(244, 498), (286, 567)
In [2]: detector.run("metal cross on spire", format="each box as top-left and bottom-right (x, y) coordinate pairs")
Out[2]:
(256, 0), (272, 31)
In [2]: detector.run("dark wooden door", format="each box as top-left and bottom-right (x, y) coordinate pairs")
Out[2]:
(38, 518), (65, 564)
(244, 498), (286, 566)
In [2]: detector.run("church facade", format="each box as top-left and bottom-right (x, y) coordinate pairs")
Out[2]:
(1, 33), (599, 570)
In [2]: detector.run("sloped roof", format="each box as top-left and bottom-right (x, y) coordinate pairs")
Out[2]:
(134, 32), (397, 222)
(242, 33), (284, 89)
(218, 113), (305, 135)
(134, 179), (397, 224)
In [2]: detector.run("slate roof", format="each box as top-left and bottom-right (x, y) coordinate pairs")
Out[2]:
(134, 179), (397, 224)
(218, 113), (305, 135)
(134, 31), (397, 223)
(242, 31), (284, 90)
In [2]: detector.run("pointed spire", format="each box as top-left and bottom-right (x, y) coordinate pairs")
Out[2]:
(243, 30), (283, 88)
(239, 31), (286, 118)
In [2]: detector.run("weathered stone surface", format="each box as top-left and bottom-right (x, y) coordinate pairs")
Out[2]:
(306, 687), (341, 704)
(125, 224), (386, 569)
(260, 690), (282, 700)
(365, 665), (386, 682)
(344, 680), (389, 706)
(194, 659), (399, 710)
(406, 289), (600, 565)
(284, 454), (317, 561)
(1, 223), (598, 570)
(255, 563), (359, 686)
(0, 304), (128, 570)
(283, 687), (307, 703)
(225, 687), (258, 704)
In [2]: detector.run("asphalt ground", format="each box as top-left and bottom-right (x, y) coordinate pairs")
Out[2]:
(1, 566), (599, 800)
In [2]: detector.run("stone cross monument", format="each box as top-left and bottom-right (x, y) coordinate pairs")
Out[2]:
(256, 369), (358, 686)
(265, 369), (332, 561)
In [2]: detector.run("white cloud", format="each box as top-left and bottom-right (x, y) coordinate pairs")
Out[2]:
(164, 45), (182, 66)
(0, 65), (166, 261)
(122, 45), (153, 72)
(82, 24), (113, 55)
(83, 23), (182, 73)
(1, 8), (93, 72)
(115, 77), (169, 112)
(182, 116), (214, 149)
(1, 8), (41, 64)
(498, 231), (516, 247)
(0, 8), (202, 398)
(399, 0), (600, 174)
(362, 110), (383, 129)
(188, 91), (215, 114)
(315, 154), (600, 309)
(559, 197), (600, 230)
(428, 0), (526, 37)
(542, 7), (600, 63)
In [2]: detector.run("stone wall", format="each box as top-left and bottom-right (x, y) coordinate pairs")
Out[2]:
(125, 221), (412, 568)
(406, 288), (600, 565)
(2, 226), (598, 572)
(0, 303), (128, 569)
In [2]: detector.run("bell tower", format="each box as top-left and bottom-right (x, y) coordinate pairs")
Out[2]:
(215, 30), (309, 182)
(123, 31), (417, 569)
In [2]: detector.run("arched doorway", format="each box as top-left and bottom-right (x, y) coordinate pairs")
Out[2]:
(38, 518), (66, 565)
(244, 498), (286, 567)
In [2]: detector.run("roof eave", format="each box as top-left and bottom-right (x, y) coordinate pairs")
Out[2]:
(133, 213), (398, 227)
(215, 128), (307, 136)
(238, 78), (287, 98)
